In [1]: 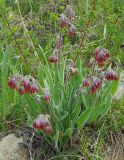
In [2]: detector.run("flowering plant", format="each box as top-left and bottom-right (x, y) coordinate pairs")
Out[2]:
(7, 5), (120, 150)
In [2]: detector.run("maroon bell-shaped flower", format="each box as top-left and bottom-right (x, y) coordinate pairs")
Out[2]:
(68, 25), (76, 37)
(59, 14), (70, 28)
(29, 83), (39, 94)
(93, 47), (110, 64)
(48, 55), (58, 64)
(82, 79), (90, 87)
(33, 115), (50, 130)
(89, 78), (102, 94)
(8, 75), (22, 89)
(105, 69), (119, 80)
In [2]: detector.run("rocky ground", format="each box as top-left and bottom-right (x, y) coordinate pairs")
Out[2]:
(0, 133), (28, 160)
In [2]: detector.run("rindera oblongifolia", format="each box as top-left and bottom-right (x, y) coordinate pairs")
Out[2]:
(8, 75), (40, 95)
(33, 115), (53, 135)
(82, 47), (119, 94)
(93, 46), (110, 67)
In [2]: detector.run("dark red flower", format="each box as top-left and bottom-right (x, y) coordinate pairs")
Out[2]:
(17, 86), (26, 94)
(33, 116), (49, 130)
(105, 69), (119, 80)
(20, 79), (31, 93)
(8, 78), (17, 89)
(8, 75), (22, 89)
(48, 55), (58, 64)
(82, 79), (90, 87)
(68, 25), (76, 37)
(93, 47), (110, 64)
(29, 84), (39, 94)
(59, 14), (70, 28)
(89, 78), (102, 94)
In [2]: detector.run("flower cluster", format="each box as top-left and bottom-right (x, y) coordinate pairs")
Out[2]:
(82, 46), (119, 94)
(33, 115), (53, 135)
(105, 69), (119, 80)
(8, 75), (39, 95)
(93, 46), (110, 67)
(59, 6), (76, 37)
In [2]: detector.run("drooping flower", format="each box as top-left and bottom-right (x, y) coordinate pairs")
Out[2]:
(82, 79), (90, 87)
(48, 55), (58, 64)
(33, 115), (53, 135)
(105, 69), (119, 80)
(59, 14), (70, 28)
(20, 78), (31, 93)
(93, 47), (110, 66)
(89, 78), (102, 94)
(29, 83), (39, 94)
(8, 75), (22, 89)
(68, 25), (77, 37)
(33, 115), (50, 130)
